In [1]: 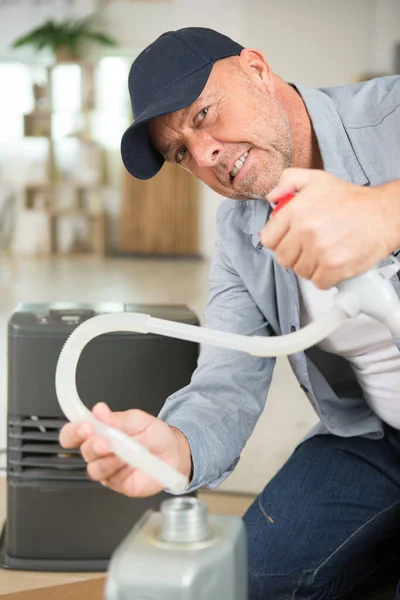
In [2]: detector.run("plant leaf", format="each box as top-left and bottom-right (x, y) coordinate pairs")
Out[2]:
(82, 31), (117, 46)
(10, 15), (117, 53)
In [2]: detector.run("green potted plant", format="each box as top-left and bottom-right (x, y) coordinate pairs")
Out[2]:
(11, 15), (117, 62)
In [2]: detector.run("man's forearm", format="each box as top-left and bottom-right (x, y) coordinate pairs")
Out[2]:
(377, 180), (400, 253)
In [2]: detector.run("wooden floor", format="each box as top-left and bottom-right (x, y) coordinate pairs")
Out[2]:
(0, 477), (254, 595)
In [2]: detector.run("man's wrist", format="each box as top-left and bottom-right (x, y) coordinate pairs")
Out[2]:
(376, 181), (400, 253)
(171, 426), (193, 481)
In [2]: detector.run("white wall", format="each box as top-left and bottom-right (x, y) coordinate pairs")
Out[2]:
(372, 0), (400, 73)
(242, 0), (375, 86)
(99, 0), (243, 51)
(0, 0), (71, 60)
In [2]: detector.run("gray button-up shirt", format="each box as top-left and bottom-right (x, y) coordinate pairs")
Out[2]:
(159, 75), (400, 491)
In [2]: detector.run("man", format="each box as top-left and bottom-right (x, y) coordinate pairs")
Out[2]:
(60, 28), (400, 599)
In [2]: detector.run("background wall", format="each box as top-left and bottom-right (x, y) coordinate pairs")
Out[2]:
(372, 0), (400, 74)
(0, 0), (71, 55)
(242, 0), (375, 87)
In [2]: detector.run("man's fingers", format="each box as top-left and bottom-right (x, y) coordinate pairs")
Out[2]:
(260, 215), (290, 250)
(86, 454), (126, 483)
(59, 421), (94, 449)
(293, 252), (318, 281)
(60, 403), (159, 466)
(91, 401), (113, 423)
(99, 465), (139, 497)
(273, 236), (302, 269)
(102, 465), (162, 498)
(268, 168), (323, 203)
(59, 402), (153, 453)
(92, 402), (154, 438)
(312, 263), (355, 290)
(311, 264), (345, 289)
(80, 434), (111, 463)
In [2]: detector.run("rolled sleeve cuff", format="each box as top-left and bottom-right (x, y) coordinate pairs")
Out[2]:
(162, 416), (239, 495)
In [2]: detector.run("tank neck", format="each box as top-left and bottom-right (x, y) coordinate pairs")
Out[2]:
(160, 497), (210, 543)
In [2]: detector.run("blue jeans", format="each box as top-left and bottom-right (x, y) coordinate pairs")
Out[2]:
(244, 428), (400, 599)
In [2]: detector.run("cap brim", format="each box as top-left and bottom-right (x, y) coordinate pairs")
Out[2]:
(121, 63), (213, 180)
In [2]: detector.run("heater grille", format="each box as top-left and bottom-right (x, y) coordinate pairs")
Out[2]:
(8, 415), (88, 481)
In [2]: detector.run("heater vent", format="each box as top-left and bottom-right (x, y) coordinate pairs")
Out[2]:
(8, 415), (88, 481)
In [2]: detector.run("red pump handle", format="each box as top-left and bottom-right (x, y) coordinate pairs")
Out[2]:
(271, 192), (296, 215)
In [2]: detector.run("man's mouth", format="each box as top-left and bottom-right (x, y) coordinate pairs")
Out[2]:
(230, 151), (249, 180)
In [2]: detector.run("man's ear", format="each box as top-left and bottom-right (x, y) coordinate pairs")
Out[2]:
(239, 48), (274, 93)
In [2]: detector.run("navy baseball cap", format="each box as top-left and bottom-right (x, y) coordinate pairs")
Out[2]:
(121, 27), (244, 180)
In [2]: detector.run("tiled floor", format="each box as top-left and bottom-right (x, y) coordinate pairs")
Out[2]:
(0, 255), (318, 493)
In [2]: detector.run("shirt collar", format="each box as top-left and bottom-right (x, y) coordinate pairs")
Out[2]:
(294, 83), (369, 185)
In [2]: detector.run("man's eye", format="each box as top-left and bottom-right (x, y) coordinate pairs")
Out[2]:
(195, 107), (208, 124)
(176, 147), (187, 163)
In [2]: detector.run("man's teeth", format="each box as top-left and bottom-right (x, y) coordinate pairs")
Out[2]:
(230, 151), (249, 178)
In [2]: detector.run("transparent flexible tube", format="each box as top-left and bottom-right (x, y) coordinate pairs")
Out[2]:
(56, 308), (348, 494)
(56, 313), (190, 494)
(383, 308), (400, 338)
(148, 307), (347, 357)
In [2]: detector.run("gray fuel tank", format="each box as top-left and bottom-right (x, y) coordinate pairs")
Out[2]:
(106, 496), (248, 599)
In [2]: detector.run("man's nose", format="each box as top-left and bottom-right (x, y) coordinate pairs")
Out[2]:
(189, 132), (222, 168)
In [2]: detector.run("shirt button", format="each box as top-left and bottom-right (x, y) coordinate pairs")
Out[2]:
(300, 383), (309, 393)
(290, 325), (296, 332)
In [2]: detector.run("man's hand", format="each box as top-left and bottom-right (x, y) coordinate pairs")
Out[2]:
(59, 402), (192, 498)
(260, 169), (400, 289)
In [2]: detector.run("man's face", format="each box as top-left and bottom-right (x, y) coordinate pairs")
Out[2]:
(148, 53), (292, 201)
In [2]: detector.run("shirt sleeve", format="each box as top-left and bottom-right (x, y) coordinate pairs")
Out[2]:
(158, 235), (276, 491)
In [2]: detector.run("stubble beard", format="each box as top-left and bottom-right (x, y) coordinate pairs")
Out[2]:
(232, 119), (293, 201)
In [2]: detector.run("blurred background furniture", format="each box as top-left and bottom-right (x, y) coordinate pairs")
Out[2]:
(120, 163), (199, 256)
(21, 61), (107, 256)
(120, 161), (199, 256)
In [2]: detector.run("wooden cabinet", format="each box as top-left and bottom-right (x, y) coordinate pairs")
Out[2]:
(120, 162), (199, 256)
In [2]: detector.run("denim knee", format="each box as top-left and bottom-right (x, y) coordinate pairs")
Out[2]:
(292, 568), (347, 600)
(396, 581), (400, 600)
(244, 494), (348, 600)
(248, 567), (347, 600)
